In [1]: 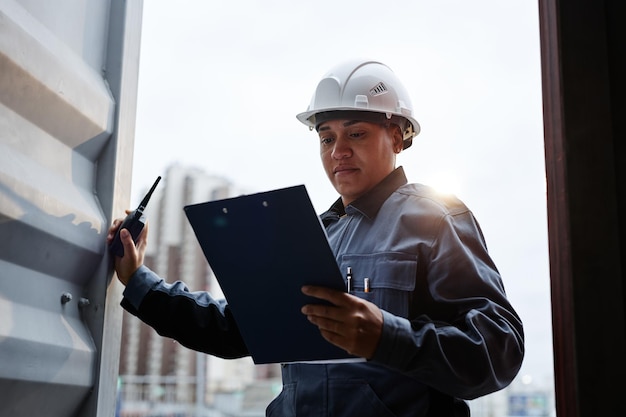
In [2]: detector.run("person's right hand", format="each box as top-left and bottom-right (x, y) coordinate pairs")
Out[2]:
(106, 210), (149, 286)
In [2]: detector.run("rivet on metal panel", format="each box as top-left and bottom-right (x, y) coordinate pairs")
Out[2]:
(79, 298), (91, 308)
(61, 292), (73, 304)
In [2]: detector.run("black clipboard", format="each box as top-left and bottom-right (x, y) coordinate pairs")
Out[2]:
(183, 185), (355, 364)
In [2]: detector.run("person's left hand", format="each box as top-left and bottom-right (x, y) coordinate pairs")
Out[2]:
(301, 286), (383, 359)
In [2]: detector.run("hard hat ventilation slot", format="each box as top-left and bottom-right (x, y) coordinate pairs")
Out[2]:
(369, 82), (388, 96)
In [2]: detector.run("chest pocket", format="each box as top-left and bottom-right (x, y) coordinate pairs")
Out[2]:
(339, 252), (417, 318)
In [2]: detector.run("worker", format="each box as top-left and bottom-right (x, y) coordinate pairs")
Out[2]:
(108, 59), (524, 416)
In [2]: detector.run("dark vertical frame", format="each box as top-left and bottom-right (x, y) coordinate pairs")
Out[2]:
(538, 0), (626, 416)
(537, 1), (578, 415)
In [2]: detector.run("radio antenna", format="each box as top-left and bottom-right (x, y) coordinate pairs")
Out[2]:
(138, 176), (161, 212)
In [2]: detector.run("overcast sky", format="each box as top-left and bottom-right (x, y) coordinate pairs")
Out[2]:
(130, 0), (552, 389)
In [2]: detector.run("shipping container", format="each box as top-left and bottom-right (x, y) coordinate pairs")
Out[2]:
(0, 1), (143, 416)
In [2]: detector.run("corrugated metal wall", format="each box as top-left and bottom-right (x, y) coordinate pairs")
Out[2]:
(0, 0), (143, 416)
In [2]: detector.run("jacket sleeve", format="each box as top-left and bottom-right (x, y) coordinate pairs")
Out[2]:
(371, 207), (525, 400)
(121, 265), (250, 359)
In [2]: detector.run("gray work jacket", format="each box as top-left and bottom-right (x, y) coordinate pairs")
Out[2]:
(122, 167), (524, 417)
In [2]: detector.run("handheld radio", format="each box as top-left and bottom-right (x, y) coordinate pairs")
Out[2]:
(109, 176), (161, 257)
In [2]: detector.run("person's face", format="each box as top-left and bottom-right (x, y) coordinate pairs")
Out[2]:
(318, 119), (403, 206)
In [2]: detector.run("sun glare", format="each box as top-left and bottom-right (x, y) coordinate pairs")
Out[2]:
(424, 172), (462, 196)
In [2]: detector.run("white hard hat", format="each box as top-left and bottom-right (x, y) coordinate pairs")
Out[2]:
(296, 60), (420, 149)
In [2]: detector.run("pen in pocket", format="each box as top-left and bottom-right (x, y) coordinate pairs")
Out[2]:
(346, 266), (353, 292)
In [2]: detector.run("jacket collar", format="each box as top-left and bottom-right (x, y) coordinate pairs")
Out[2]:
(321, 166), (407, 225)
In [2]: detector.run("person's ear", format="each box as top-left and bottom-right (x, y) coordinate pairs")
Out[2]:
(391, 124), (404, 153)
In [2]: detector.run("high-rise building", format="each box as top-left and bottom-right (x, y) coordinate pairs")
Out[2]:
(118, 164), (281, 416)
